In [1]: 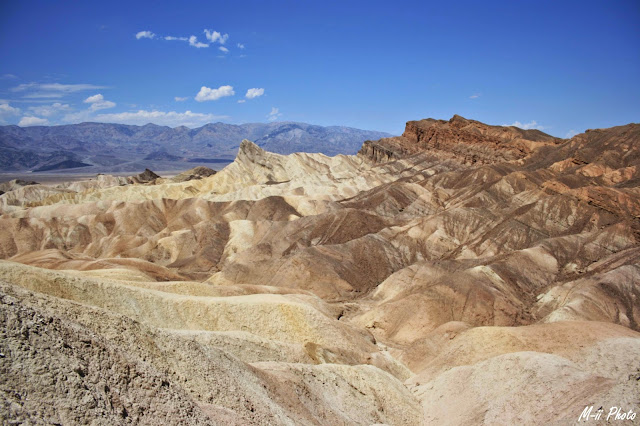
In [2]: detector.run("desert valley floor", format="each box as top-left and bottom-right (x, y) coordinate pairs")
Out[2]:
(1, 115), (639, 425)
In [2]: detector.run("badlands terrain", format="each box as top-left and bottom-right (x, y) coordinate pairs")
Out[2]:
(0, 115), (639, 424)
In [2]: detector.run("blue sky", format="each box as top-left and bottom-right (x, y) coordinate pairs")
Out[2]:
(0, 0), (638, 136)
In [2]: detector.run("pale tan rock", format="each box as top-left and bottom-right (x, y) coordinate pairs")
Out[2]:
(1, 118), (639, 424)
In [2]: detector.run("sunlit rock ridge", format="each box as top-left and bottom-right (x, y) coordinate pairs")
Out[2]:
(1, 115), (639, 424)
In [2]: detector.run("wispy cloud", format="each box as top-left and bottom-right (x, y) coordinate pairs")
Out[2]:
(3, 99), (63, 104)
(137, 28), (244, 53)
(565, 129), (579, 138)
(163, 34), (209, 47)
(1, 74), (18, 79)
(174, 96), (188, 102)
(11, 83), (107, 93)
(18, 116), (49, 127)
(195, 85), (234, 102)
(188, 35), (209, 48)
(266, 107), (282, 121)
(237, 99), (246, 104)
(10, 83), (108, 99)
(506, 120), (546, 131)
(23, 93), (66, 99)
(61, 110), (92, 123)
(204, 29), (228, 44)
(245, 88), (264, 99)
(81, 110), (228, 127)
(469, 93), (481, 99)
(84, 94), (116, 111)
(28, 102), (71, 117)
(135, 31), (155, 40)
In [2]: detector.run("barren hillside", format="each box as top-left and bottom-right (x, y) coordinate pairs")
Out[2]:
(1, 115), (639, 425)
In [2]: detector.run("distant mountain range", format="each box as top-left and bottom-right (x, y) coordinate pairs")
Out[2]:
(0, 122), (391, 173)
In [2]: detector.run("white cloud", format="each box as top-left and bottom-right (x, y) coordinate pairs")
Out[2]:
(245, 88), (264, 99)
(87, 109), (228, 127)
(219, 46), (229, 53)
(91, 101), (115, 111)
(204, 30), (229, 44)
(84, 93), (116, 111)
(237, 43), (245, 49)
(28, 102), (71, 117)
(142, 30), (231, 50)
(0, 102), (20, 115)
(84, 94), (104, 103)
(92, 101), (116, 111)
(0, 102), (21, 123)
(565, 129), (579, 138)
(175, 96), (188, 102)
(195, 85), (234, 102)
(136, 31), (155, 40)
(469, 94), (480, 99)
(266, 107), (282, 121)
(507, 120), (546, 131)
(189, 35), (209, 48)
(18, 116), (49, 127)
(237, 99), (246, 104)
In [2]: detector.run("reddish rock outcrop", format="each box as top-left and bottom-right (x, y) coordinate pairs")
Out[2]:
(360, 114), (562, 164)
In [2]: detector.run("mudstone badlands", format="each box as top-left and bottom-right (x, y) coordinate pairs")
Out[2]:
(1, 115), (639, 425)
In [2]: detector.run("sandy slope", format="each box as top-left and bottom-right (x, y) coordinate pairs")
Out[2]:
(1, 117), (639, 424)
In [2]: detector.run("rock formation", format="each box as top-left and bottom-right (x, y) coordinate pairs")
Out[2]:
(170, 166), (217, 182)
(359, 114), (561, 164)
(128, 168), (161, 184)
(0, 115), (639, 424)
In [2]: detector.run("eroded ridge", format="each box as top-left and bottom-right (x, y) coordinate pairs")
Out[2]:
(1, 117), (639, 424)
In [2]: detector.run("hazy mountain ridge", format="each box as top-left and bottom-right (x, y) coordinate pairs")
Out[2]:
(0, 121), (391, 172)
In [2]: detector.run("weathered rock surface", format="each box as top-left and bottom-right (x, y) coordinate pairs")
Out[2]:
(128, 168), (161, 184)
(359, 114), (561, 164)
(1, 116), (639, 424)
(171, 166), (217, 182)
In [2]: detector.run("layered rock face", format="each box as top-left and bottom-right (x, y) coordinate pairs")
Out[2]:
(360, 114), (561, 164)
(1, 116), (639, 424)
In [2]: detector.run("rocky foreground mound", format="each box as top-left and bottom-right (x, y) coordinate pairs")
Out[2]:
(1, 115), (639, 424)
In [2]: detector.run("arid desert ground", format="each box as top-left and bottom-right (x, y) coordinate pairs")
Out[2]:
(1, 115), (639, 424)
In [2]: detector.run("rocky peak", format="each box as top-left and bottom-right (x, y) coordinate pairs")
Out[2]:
(360, 115), (561, 165)
(238, 139), (265, 156)
(448, 114), (470, 128)
(127, 168), (161, 184)
(236, 139), (275, 167)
